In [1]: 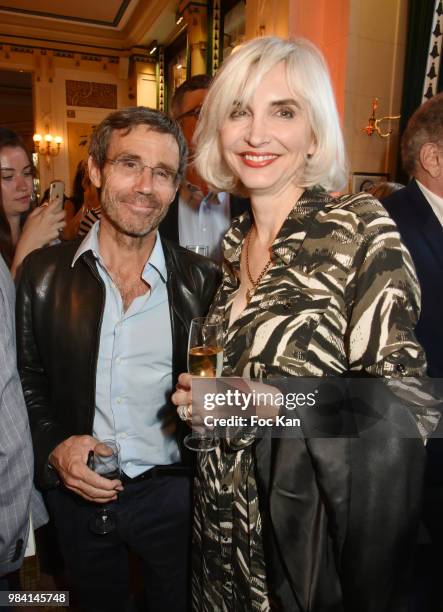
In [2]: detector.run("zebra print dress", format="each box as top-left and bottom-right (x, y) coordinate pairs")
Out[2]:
(192, 188), (427, 611)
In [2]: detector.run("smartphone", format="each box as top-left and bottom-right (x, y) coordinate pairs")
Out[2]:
(48, 180), (65, 212)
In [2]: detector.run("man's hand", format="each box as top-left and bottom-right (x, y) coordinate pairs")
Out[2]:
(49, 435), (123, 503)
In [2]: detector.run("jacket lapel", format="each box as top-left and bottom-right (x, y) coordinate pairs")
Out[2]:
(408, 180), (443, 270)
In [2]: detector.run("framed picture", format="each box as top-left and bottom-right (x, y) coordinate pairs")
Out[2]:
(351, 172), (389, 193)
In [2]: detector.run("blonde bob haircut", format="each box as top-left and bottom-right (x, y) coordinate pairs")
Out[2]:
(194, 36), (348, 194)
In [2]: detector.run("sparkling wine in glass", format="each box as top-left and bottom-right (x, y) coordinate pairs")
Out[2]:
(186, 245), (209, 257)
(184, 316), (223, 451)
(88, 440), (121, 535)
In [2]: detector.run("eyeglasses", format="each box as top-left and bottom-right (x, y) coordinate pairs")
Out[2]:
(175, 105), (202, 122)
(106, 157), (178, 189)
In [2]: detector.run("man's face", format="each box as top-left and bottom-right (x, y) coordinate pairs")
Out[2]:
(89, 125), (179, 238)
(175, 88), (207, 189)
(175, 88), (207, 151)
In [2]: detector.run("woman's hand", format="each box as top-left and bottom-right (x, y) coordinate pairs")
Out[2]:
(11, 202), (66, 278)
(172, 372), (193, 423)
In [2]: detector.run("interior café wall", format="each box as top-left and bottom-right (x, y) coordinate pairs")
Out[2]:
(244, 0), (407, 190)
(0, 47), (132, 195)
(343, 0), (407, 181)
(245, 0), (349, 119)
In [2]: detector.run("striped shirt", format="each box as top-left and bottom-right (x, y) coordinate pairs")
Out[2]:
(78, 207), (101, 237)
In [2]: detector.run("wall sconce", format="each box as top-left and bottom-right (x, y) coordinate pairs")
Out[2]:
(33, 130), (63, 165)
(149, 41), (158, 56)
(362, 98), (400, 139)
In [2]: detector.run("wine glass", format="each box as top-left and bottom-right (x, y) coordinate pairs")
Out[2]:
(186, 245), (209, 257)
(183, 316), (224, 451)
(88, 440), (121, 535)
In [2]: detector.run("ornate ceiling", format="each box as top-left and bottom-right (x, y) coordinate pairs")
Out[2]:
(0, 1), (135, 28)
(0, 0), (180, 52)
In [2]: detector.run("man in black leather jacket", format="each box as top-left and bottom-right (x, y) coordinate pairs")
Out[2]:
(16, 107), (221, 612)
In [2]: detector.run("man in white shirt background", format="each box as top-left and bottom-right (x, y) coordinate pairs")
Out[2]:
(382, 93), (443, 612)
(160, 75), (249, 261)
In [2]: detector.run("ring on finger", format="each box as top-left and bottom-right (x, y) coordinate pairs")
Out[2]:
(178, 404), (192, 421)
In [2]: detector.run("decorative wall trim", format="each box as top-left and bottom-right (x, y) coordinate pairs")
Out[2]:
(211, 0), (221, 74)
(10, 45), (33, 54)
(0, 32), (129, 52)
(422, 0), (442, 100)
(132, 54), (156, 64)
(66, 80), (117, 109)
(158, 45), (165, 111)
(0, 41), (155, 66)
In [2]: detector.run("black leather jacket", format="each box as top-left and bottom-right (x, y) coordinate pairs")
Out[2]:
(16, 237), (221, 489)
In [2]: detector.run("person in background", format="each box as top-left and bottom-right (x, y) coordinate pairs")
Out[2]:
(382, 94), (443, 378)
(364, 180), (404, 199)
(62, 160), (101, 240)
(382, 93), (443, 612)
(160, 75), (249, 261)
(16, 106), (220, 612)
(0, 128), (65, 279)
(172, 36), (434, 611)
(0, 251), (33, 597)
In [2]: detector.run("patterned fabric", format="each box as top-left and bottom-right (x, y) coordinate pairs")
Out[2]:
(0, 255), (33, 575)
(78, 207), (101, 236)
(192, 189), (428, 611)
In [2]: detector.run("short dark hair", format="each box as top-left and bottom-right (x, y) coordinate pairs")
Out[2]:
(89, 106), (188, 182)
(401, 93), (443, 176)
(171, 74), (212, 118)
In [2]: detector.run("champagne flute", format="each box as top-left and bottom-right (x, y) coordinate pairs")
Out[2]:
(183, 316), (224, 451)
(88, 439), (121, 535)
(186, 245), (209, 257)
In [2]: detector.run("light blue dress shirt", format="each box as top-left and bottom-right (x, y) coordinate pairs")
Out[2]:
(72, 223), (179, 477)
(178, 190), (231, 262)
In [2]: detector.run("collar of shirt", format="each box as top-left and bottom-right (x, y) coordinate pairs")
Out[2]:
(416, 179), (443, 226)
(202, 191), (228, 207)
(71, 220), (167, 288)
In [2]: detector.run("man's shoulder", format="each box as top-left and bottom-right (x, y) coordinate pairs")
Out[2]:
(27, 238), (82, 263)
(382, 181), (416, 213)
(19, 238), (84, 282)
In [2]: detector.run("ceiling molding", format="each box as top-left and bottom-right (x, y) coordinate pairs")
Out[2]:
(0, 1), (131, 28)
(0, 1), (180, 52)
(123, 0), (178, 46)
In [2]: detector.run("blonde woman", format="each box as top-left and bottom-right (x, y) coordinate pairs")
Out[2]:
(173, 37), (431, 611)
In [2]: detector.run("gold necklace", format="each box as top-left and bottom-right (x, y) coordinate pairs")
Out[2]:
(245, 228), (273, 304)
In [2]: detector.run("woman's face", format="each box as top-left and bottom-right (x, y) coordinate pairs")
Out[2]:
(0, 146), (33, 220)
(220, 62), (315, 198)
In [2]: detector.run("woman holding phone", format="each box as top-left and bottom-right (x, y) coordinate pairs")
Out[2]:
(172, 37), (434, 611)
(0, 128), (66, 278)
